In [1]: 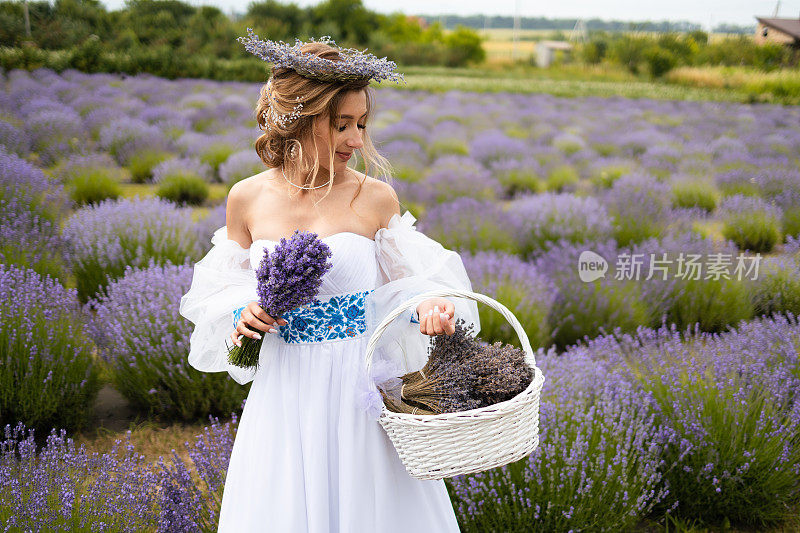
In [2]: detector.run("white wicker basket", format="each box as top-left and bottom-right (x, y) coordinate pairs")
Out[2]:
(365, 288), (545, 480)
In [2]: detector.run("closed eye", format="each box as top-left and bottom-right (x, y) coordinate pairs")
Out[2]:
(338, 124), (366, 132)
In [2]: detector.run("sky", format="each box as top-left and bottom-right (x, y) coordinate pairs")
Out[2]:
(97, 0), (800, 28)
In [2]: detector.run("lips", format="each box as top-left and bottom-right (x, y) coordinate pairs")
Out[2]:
(336, 151), (351, 161)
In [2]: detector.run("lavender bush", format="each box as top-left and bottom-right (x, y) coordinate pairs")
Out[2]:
(62, 196), (206, 302)
(0, 265), (99, 434)
(418, 197), (519, 256)
(448, 395), (667, 532)
(0, 413), (236, 531)
(51, 154), (126, 205)
(750, 255), (800, 319)
(219, 149), (264, 189)
(534, 239), (655, 349)
(462, 250), (556, 349)
(490, 157), (543, 197)
(670, 179), (719, 212)
(0, 118), (31, 156)
(719, 194), (783, 253)
(98, 119), (169, 167)
(25, 107), (87, 166)
(629, 232), (755, 334)
(507, 192), (614, 260)
(544, 164), (579, 192)
(603, 173), (675, 247)
(608, 314), (800, 526)
(156, 173), (210, 206)
(127, 148), (173, 184)
(88, 262), (248, 421)
(152, 156), (214, 184)
(0, 149), (70, 280)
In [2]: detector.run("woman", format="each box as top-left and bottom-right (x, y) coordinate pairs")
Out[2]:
(180, 30), (481, 532)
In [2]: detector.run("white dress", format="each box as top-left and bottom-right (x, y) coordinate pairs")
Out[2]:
(179, 210), (481, 533)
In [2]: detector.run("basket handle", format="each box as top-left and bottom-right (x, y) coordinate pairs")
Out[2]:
(364, 288), (537, 377)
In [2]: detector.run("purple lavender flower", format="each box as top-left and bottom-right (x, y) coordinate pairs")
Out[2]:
(62, 196), (205, 301)
(227, 231), (333, 369)
(507, 192), (614, 260)
(417, 197), (519, 256)
(152, 156), (214, 184)
(219, 149), (265, 188)
(238, 28), (405, 85)
(258, 230), (334, 316)
(87, 261), (248, 420)
(0, 265), (99, 434)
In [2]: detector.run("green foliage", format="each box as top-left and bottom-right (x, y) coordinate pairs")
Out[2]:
(68, 167), (123, 205)
(0, 270), (101, 435)
(548, 280), (651, 349)
(199, 143), (235, 175)
(589, 163), (630, 189)
(630, 358), (800, 526)
(367, 16), (484, 68)
(644, 46), (678, 78)
(591, 142), (621, 157)
(783, 206), (800, 240)
(664, 277), (754, 334)
(3, 0), (796, 80)
(688, 30), (709, 46)
(442, 25), (485, 67)
(69, 34), (103, 72)
(696, 35), (795, 71)
(497, 168), (542, 197)
(656, 32), (699, 65)
(427, 138), (469, 158)
(545, 164), (578, 192)
(245, 0), (307, 43)
(474, 277), (552, 351)
(156, 173), (209, 206)
(473, 272), (551, 350)
(553, 137), (584, 155)
(751, 258), (800, 319)
(671, 180), (719, 212)
(310, 0), (380, 45)
(722, 211), (782, 253)
(608, 34), (650, 74)
(128, 149), (171, 184)
(580, 38), (608, 64)
(612, 214), (664, 247)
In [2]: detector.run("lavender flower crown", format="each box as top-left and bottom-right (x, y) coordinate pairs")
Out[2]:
(237, 28), (406, 85)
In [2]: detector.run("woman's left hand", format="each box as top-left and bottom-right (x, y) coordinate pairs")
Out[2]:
(416, 298), (455, 336)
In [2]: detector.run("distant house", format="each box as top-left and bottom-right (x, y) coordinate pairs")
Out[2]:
(755, 17), (800, 48)
(536, 41), (572, 68)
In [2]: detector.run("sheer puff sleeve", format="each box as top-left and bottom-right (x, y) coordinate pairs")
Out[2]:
(363, 210), (482, 382)
(179, 226), (259, 385)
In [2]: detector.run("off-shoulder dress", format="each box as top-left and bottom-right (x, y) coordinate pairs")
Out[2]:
(180, 210), (481, 532)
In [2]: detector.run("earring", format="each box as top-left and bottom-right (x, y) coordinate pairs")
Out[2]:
(290, 144), (297, 158)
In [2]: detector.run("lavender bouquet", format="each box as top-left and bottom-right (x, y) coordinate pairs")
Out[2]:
(227, 230), (333, 369)
(379, 319), (534, 415)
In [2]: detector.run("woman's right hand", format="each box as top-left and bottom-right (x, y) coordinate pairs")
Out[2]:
(230, 301), (288, 347)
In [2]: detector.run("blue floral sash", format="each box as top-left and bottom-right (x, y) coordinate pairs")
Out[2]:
(233, 289), (420, 344)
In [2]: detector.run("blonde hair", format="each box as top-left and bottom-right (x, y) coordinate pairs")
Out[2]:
(253, 41), (394, 211)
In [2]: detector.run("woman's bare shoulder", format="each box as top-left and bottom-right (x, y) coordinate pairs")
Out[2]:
(226, 170), (272, 245)
(363, 174), (401, 228)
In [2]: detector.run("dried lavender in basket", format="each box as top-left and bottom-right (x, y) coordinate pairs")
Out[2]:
(227, 230), (333, 369)
(379, 318), (534, 415)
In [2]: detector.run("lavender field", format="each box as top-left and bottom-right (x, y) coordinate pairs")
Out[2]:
(2, 67), (800, 531)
